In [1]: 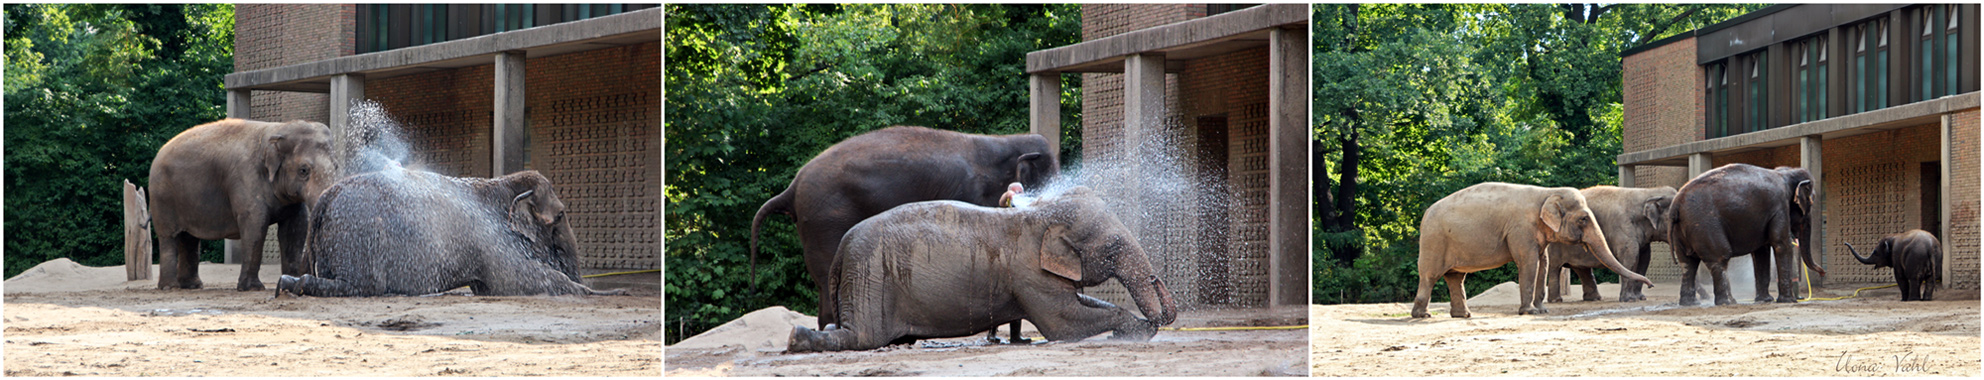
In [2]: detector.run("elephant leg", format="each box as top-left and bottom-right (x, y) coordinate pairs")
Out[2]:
(1770, 238), (1800, 303)
(1516, 245), (1547, 315)
(156, 233), (203, 289)
(1678, 254), (1702, 306)
(283, 274), (367, 297)
(1443, 272), (1470, 318)
(1575, 267), (1601, 301)
(235, 221), (270, 291)
(1895, 270), (1916, 301)
(787, 323), (885, 353)
(1547, 265), (1566, 303)
(1706, 260), (1735, 306)
(984, 321), (1030, 344)
(1025, 293), (1153, 342)
(1411, 265), (1443, 319)
(277, 208), (310, 276)
(1750, 248), (1775, 303)
(1621, 242), (1652, 302)
(799, 214), (860, 329)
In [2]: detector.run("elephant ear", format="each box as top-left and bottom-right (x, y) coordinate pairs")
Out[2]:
(1793, 179), (1814, 211)
(1039, 224), (1082, 282)
(1014, 152), (1043, 181)
(1540, 194), (1567, 235)
(263, 134), (288, 183)
(1642, 196), (1671, 226)
(507, 190), (541, 243)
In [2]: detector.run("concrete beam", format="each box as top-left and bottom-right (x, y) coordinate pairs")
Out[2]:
(1619, 165), (1638, 188)
(1029, 73), (1062, 162)
(226, 90), (252, 120)
(1026, 4), (1308, 73)
(1267, 27), (1310, 307)
(493, 51), (527, 177)
(225, 7), (661, 92)
(1800, 136), (1825, 286)
(1619, 92), (1980, 166)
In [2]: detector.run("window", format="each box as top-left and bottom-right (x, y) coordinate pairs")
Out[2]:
(1794, 37), (1828, 123)
(1855, 18), (1890, 112)
(1747, 53), (1767, 132)
(358, 4), (656, 54)
(1707, 63), (1729, 137)
(1946, 5), (1961, 97)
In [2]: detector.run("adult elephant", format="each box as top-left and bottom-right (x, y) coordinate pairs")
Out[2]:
(1668, 164), (1826, 306)
(149, 119), (338, 291)
(276, 169), (625, 297)
(1844, 230), (1941, 301)
(786, 187), (1176, 352)
(1545, 186), (1677, 303)
(751, 126), (1059, 330)
(1413, 183), (1654, 318)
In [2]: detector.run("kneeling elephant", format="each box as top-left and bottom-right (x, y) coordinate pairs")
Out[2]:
(787, 187), (1177, 352)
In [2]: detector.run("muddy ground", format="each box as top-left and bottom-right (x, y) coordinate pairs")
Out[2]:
(665, 307), (1308, 376)
(1311, 282), (1980, 377)
(3, 260), (661, 376)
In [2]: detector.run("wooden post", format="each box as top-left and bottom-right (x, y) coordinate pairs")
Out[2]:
(124, 180), (152, 281)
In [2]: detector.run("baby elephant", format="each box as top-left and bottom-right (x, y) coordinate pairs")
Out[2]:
(1844, 230), (1942, 301)
(787, 186), (1178, 352)
(277, 168), (625, 297)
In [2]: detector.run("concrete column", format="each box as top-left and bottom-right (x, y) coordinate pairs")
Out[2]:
(1800, 136), (1825, 286)
(1029, 73), (1061, 162)
(329, 74), (367, 148)
(1940, 114), (1953, 284)
(1123, 53), (1165, 160)
(1267, 27), (1310, 307)
(494, 50), (528, 177)
(1687, 153), (1714, 178)
(226, 90), (252, 120)
(1619, 165), (1638, 188)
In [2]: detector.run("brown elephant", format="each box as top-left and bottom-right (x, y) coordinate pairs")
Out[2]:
(1545, 186), (1677, 303)
(786, 186), (1175, 352)
(1413, 182), (1654, 318)
(149, 119), (338, 291)
(751, 126), (1058, 332)
(1845, 230), (1942, 301)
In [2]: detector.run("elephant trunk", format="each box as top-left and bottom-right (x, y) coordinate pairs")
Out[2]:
(1844, 242), (1879, 265)
(1798, 229), (1828, 276)
(1583, 222), (1653, 287)
(1119, 246), (1178, 326)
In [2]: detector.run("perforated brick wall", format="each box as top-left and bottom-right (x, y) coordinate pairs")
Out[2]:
(1947, 109), (1980, 290)
(1815, 125), (1942, 286)
(368, 65), (495, 178)
(235, 4), (356, 262)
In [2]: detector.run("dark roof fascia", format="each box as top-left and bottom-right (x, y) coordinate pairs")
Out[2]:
(1619, 4), (1798, 58)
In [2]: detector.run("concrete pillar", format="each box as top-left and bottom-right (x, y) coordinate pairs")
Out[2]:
(494, 51), (528, 177)
(1267, 27), (1310, 307)
(1030, 73), (1062, 162)
(329, 73), (367, 149)
(1940, 114), (1953, 284)
(1619, 165), (1638, 188)
(1123, 53), (1165, 161)
(226, 90), (252, 120)
(1800, 135), (1825, 286)
(1687, 153), (1714, 178)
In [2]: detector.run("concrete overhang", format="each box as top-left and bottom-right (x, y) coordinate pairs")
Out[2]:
(1025, 4), (1308, 74)
(224, 7), (660, 93)
(1619, 92), (1979, 167)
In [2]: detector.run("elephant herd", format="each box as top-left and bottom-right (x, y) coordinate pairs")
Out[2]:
(1415, 163), (1942, 318)
(146, 118), (621, 297)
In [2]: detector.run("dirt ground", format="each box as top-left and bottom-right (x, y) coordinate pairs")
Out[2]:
(3, 259), (661, 376)
(665, 306), (1308, 376)
(1311, 281), (1981, 377)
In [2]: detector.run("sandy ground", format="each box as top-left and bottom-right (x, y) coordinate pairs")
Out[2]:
(3, 259), (661, 376)
(665, 306), (1308, 376)
(1311, 281), (1981, 377)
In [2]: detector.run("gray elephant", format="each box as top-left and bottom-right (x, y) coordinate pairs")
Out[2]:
(1668, 164), (1826, 306)
(1546, 186), (1677, 303)
(786, 186), (1177, 352)
(1845, 230), (1941, 301)
(275, 169), (625, 297)
(752, 125), (1059, 336)
(1413, 182), (1654, 318)
(149, 119), (338, 291)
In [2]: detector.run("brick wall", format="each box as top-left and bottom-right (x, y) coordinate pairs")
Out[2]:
(235, 4), (356, 262)
(1815, 124), (1943, 286)
(1622, 37), (1700, 283)
(1948, 108), (1979, 290)
(368, 66), (494, 177)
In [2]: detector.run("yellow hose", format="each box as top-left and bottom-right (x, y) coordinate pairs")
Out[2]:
(582, 269), (660, 278)
(1799, 262), (1897, 301)
(1161, 325), (1308, 331)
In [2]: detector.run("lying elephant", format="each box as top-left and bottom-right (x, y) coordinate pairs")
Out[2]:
(787, 186), (1177, 352)
(1845, 230), (1941, 301)
(1414, 182), (1653, 318)
(276, 168), (625, 297)
(150, 119), (339, 291)
(1545, 186), (1676, 303)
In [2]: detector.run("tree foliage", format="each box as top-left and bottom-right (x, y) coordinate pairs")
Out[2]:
(1311, 4), (1764, 304)
(664, 4), (1081, 342)
(5, 4), (236, 278)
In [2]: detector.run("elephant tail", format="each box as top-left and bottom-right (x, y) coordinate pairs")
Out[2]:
(750, 186), (796, 288)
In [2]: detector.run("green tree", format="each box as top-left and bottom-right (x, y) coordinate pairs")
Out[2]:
(664, 4), (1081, 342)
(5, 4), (237, 278)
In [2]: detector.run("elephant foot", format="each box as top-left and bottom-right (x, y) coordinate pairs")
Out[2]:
(1518, 306), (1549, 315)
(1449, 309), (1471, 318)
(275, 275), (301, 297)
(1754, 295), (1775, 303)
(1583, 294), (1603, 302)
(1547, 296), (1565, 303)
(237, 279), (267, 291)
(1773, 296), (1797, 304)
(787, 326), (825, 353)
(1410, 305), (1432, 319)
(1713, 298), (1737, 306)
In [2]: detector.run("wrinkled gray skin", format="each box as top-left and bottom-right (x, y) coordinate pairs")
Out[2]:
(752, 126), (1059, 338)
(1413, 183), (1653, 318)
(1845, 230), (1942, 301)
(1545, 186), (1677, 303)
(787, 187), (1178, 352)
(1668, 164), (1826, 306)
(150, 119), (338, 291)
(275, 169), (625, 297)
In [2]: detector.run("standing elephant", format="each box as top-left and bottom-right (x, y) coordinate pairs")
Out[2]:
(1413, 183), (1654, 318)
(1545, 186), (1677, 303)
(786, 187), (1176, 352)
(149, 119), (338, 291)
(752, 126), (1059, 332)
(275, 169), (624, 297)
(1845, 230), (1941, 301)
(1668, 164), (1826, 306)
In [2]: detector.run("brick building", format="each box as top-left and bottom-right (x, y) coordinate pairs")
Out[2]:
(1026, 4), (1309, 309)
(1619, 4), (1979, 290)
(223, 5), (661, 285)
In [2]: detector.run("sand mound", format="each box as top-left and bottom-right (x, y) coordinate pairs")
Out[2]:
(670, 306), (817, 351)
(3, 258), (138, 293)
